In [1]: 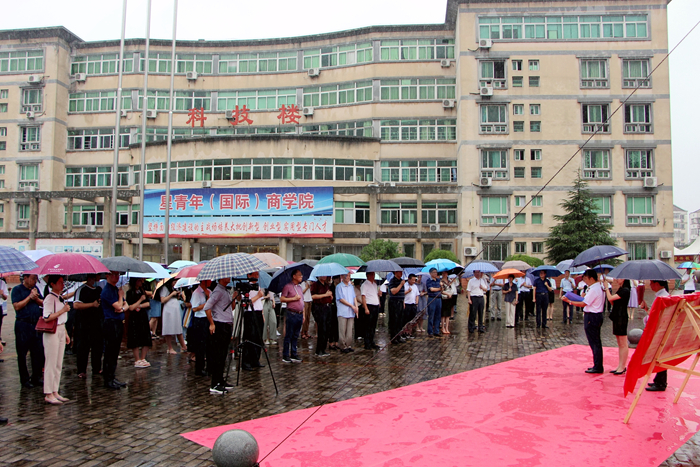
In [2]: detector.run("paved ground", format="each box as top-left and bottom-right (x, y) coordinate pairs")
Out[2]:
(0, 293), (698, 466)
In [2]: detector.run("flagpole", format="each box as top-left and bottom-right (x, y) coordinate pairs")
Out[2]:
(138, 0), (152, 261)
(164, 0), (178, 265)
(111, 0), (127, 258)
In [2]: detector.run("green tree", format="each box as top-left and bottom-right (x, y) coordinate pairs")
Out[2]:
(545, 173), (617, 264)
(424, 249), (460, 263)
(503, 254), (544, 267)
(359, 239), (402, 262)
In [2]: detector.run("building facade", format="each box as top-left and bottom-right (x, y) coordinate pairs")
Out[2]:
(0, 0), (674, 263)
(690, 209), (700, 244)
(673, 204), (688, 248)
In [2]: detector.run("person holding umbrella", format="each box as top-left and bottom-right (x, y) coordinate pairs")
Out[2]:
(203, 277), (235, 395)
(360, 272), (381, 350)
(126, 278), (151, 368)
(388, 270), (408, 343)
(336, 273), (358, 353)
(563, 269), (606, 373)
(605, 278), (631, 375)
(532, 270), (553, 329)
(73, 274), (103, 378)
(681, 268), (697, 294)
(559, 270), (575, 324)
(189, 280), (211, 376)
(466, 270), (489, 333)
(502, 274), (519, 328)
(425, 268), (442, 337)
(41, 275), (71, 404)
(643, 280), (671, 391)
(280, 269), (305, 363)
(101, 271), (128, 390)
(11, 273), (44, 389)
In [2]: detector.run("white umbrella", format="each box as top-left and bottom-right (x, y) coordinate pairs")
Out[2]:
(23, 249), (54, 262)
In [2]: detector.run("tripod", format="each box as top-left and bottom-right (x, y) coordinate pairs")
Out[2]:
(224, 291), (278, 395)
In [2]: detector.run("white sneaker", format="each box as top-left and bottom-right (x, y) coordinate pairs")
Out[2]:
(141, 360), (151, 367)
(264, 340), (271, 346)
(276, 331), (282, 336)
(134, 360), (147, 368)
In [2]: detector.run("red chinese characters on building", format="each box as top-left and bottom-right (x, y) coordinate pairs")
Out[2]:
(298, 192), (314, 210)
(235, 194), (250, 210)
(266, 193), (281, 210)
(159, 194), (203, 211)
(228, 105), (254, 126)
(220, 194), (234, 210)
(188, 195), (204, 210)
(173, 194), (189, 211)
(277, 104), (301, 125)
(186, 107), (207, 128)
(281, 193), (297, 210)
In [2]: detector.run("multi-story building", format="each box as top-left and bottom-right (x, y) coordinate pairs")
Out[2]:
(673, 205), (688, 248)
(0, 0), (674, 263)
(689, 209), (700, 243)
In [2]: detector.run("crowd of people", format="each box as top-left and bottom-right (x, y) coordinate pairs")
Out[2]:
(2, 263), (695, 404)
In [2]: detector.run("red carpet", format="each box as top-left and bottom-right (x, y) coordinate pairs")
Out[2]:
(183, 345), (700, 466)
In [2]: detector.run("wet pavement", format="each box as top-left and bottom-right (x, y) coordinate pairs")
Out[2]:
(0, 296), (698, 466)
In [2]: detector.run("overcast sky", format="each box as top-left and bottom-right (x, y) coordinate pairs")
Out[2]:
(1, 0), (698, 212)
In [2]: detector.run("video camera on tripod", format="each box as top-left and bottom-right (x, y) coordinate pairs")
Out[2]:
(233, 279), (259, 307)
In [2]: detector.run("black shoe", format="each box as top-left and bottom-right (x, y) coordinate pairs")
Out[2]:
(478, 326), (486, 333)
(21, 381), (35, 389)
(254, 362), (265, 368)
(223, 381), (235, 390)
(290, 356), (302, 363)
(612, 368), (627, 375)
(371, 344), (380, 350)
(585, 368), (604, 374)
(0, 416), (7, 424)
(242, 364), (255, 371)
(542, 325), (549, 329)
(497, 317), (502, 321)
(364, 345), (373, 350)
(491, 317), (495, 321)
(196, 370), (209, 377)
(646, 384), (666, 392)
(341, 348), (352, 354)
(209, 385), (227, 394)
(113, 379), (127, 387)
(104, 380), (121, 390)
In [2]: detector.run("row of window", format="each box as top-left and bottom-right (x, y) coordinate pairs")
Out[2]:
(479, 14), (648, 41)
(483, 241), (656, 262)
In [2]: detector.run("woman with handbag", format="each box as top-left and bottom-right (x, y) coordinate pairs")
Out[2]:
(41, 275), (71, 405)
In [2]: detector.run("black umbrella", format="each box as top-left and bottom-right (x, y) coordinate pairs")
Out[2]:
(267, 262), (314, 294)
(390, 257), (425, 268)
(572, 245), (628, 267)
(358, 259), (402, 273)
(101, 256), (156, 274)
(607, 260), (682, 281)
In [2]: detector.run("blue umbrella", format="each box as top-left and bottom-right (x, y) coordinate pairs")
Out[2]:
(531, 265), (563, 278)
(0, 246), (39, 273)
(572, 245), (628, 267)
(607, 260), (682, 281)
(592, 264), (615, 273)
(421, 258), (460, 273)
(677, 262), (700, 270)
(464, 261), (499, 275)
(268, 262), (314, 294)
(309, 262), (349, 281)
(168, 260), (197, 271)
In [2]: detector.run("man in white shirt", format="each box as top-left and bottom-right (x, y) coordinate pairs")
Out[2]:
(361, 272), (381, 350)
(559, 270), (575, 324)
(189, 280), (211, 376)
(642, 280), (671, 391)
(403, 274), (419, 338)
(467, 270), (489, 333)
(490, 276), (504, 322)
(564, 269), (605, 373)
(514, 275), (532, 325)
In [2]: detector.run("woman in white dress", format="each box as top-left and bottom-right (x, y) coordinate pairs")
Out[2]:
(159, 279), (187, 354)
(627, 279), (639, 320)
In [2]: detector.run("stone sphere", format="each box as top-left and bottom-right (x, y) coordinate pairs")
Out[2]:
(212, 429), (259, 467)
(628, 328), (644, 346)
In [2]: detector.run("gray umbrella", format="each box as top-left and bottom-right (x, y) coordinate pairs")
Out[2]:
(390, 256), (425, 268)
(359, 259), (402, 273)
(101, 256), (156, 274)
(572, 245), (628, 267)
(607, 260), (682, 281)
(299, 258), (319, 267)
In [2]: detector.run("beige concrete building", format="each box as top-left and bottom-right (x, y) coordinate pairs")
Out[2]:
(0, 0), (674, 263)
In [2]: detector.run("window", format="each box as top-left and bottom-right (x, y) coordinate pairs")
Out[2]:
(514, 167), (525, 178)
(627, 196), (654, 225)
(380, 119), (456, 142)
(302, 121), (373, 138)
(531, 195), (542, 207)
(422, 203), (457, 225)
(514, 195), (526, 207)
(512, 76), (523, 87)
(582, 149), (610, 179)
(622, 59), (651, 88)
(513, 121), (524, 132)
(532, 214), (543, 225)
(0, 50), (44, 73)
(0, 89), (7, 98)
(379, 39), (455, 61)
(335, 202), (370, 224)
(580, 59), (608, 88)
(513, 104), (524, 115)
(130, 205), (140, 225)
(219, 88), (296, 111)
(422, 243), (435, 260)
(483, 241), (509, 261)
(20, 127), (40, 151)
(529, 76), (540, 87)
(582, 104), (610, 133)
(515, 242), (527, 253)
(512, 60), (522, 71)
(173, 91), (212, 111)
(625, 149), (654, 179)
(21, 88), (42, 113)
(529, 60), (539, 71)
(530, 104), (540, 115)
(71, 54), (133, 75)
(17, 204), (30, 229)
(304, 81), (371, 107)
(482, 196), (509, 225)
(440, 243), (454, 252)
(67, 129), (130, 151)
(0, 180), (4, 188)
(174, 54), (213, 74)
(0, 165), (4, 174)
(70, 91), (132, 113)
(314, 43), (373, 67)
(379, 79), (455, 101)
(591, 196), (612, 224)
(481, 149), (509, 179)
(530, 149), (542, 161)
(624, 103), (652, 133)
(480, 60), (506, 88)
(515, 213), (526, 224)
(380, 160), (457, 183)
(67, 205), (104, 227)
(480, 104), (507, 133)
(219, 51), (297, 74)
(0, 127), (6, 136)
(530, 121), (541, 132)
(627, 242), (655, 260)
(532, 242), (544, 253)
(478, 15), (648, 41)
(514, 149), (525, 161)
(0, 142), (5, 151)
(0, 103), (6, 113)
(380, 203), (417, 225)
(19, 164), (39, 189)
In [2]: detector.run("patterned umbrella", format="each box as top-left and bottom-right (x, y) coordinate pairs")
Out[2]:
(252, 252), (288, 268)
(26, 252), (110, 276)
(317, 253), (366, 267)
(196, 253), (268, 281)
(0, 246), (39, 273)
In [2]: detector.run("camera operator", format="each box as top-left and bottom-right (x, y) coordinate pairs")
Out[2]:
(235, 272), (265, 371)
(204, 277), (234, 395)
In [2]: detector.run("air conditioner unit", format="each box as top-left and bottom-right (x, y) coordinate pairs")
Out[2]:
(19, 185), (37, 192)
(26, 111), (35, 119)
(479, 39), (493, 49)
(85, 225), (97, 232)
(442, 99), (456, 108)
(308, 68), (321, 77)
(120, 109), (128, 117)
(202, 180), (212, 188)
(480, 87), (494, 97)
(74, 73), (87, 82)
(479, 177), (492, 187)
(659, 250), (672, 259)
(186, 71), (198, 80)
(464, 247), (478, 257)
(225, 110), (234, 119)
(302, 106), (314, 116)
(644, 176), (658, 188)
(429, 224), (441, 233)
(440, 59), (452, 68)
(28, 75), (43, 84)
(146, 110), (157, 119)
